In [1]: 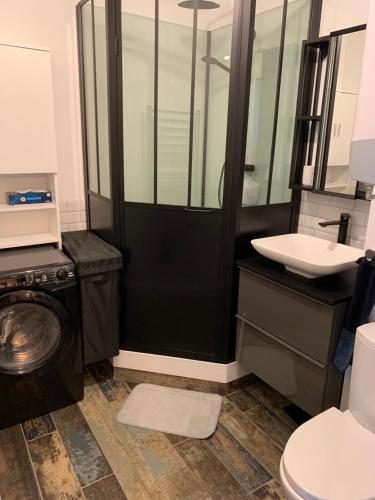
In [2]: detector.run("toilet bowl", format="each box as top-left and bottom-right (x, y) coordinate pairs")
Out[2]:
(280, 322), (375, 500)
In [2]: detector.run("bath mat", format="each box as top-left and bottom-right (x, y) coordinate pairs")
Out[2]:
(116, 383), (223, 439)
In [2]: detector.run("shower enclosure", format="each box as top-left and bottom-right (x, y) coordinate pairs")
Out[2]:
(77, 0), (319, 362)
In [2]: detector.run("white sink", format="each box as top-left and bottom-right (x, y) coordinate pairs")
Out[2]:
(251, 233), (364, 278)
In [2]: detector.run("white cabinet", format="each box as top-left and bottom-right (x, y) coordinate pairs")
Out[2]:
(327, 92), (357, 167)
(336, 31), (365, 95)
(0, 43), (61, 250)
(0, 44), (57, 174)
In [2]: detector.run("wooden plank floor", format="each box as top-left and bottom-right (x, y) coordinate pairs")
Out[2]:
(0, 363), (303, 500)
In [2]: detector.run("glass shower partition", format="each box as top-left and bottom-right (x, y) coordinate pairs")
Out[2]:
(77, 0), (315, 362)
(120, 0), (237, 360)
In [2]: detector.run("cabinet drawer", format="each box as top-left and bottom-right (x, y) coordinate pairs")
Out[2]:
(236, 319), (326, 415)
(238, 271), (334, 364)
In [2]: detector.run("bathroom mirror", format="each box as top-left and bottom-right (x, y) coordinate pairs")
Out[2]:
(290, 24), (367, 199)
(321, 27), (366, 196)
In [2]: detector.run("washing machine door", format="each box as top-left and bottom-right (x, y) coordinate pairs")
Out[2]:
(0, 290), (73, 375)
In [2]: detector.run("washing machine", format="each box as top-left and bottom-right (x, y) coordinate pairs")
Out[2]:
(0, 245), (83, 429)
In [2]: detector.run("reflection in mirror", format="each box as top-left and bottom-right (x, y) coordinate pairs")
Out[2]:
(243, 0), (310, 207)
(323, 29), (366, 196)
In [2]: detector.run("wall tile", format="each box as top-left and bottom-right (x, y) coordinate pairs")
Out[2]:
(61, 212), (81, 224)
(354, 199), (370, 212)
(316, 204), (340, 220)
(69, 222), (87, 231)
(308, 192), (331, 205)
(300, 201), (317, 216)
(329, 197), (355, 210)
(298, 191), (370, 249)
(349, 224), (366, 242)
(350, 209), (366, 226)
(59, 199), (87, 233)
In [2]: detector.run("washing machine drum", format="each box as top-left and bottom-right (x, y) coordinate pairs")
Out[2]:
(0, 302), (61, 375)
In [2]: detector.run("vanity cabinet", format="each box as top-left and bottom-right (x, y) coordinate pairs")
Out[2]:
(236, 257), (356, 416)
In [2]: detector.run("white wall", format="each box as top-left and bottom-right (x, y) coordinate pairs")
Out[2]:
(320, 0), (369, 35)
(0, 0), (86, 231)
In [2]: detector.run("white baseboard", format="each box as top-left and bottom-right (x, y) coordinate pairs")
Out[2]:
(113, 350), (251, 384)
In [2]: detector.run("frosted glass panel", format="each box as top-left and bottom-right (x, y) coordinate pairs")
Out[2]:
(244, 0), (284, 206)
(122, 8), (155, 203)
(204, 24), (232, 208)
(82, 1), (98, 194)
(94, 3), (111, 198)
(189, 29), (208, 208)
(270, 0), (310, 204)
(157, 7), (194, 206)
(121, 1), (234, 207)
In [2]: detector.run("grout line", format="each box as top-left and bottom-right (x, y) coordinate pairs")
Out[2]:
(82, 472), (116, 491)
(244, 403), (262, 412)
(24, 429), (56, 444)
(20, 423), (44, 500)
(173, 436), (193, 448)
(224, 398), (284, 453)
(251, 478), (278, 495)
(45, 417), (85, 496)
(200, 429), (257, 497)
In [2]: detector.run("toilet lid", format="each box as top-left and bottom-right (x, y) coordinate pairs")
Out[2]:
(283, 407), (375, 500)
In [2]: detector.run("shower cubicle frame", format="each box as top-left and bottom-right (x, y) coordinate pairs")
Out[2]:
(77, 0), (322, 363)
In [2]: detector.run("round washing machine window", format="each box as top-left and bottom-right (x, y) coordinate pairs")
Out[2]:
(0, 303), (61, 375)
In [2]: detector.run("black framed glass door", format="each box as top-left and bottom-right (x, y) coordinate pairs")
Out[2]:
(77, 0), (318, 363)
(119, 0), (243, 361)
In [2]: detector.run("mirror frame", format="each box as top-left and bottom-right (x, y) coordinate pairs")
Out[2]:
(290, 23), (367, 200)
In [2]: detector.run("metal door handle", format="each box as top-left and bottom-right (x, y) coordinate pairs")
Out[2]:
(184, 207), (215, 213)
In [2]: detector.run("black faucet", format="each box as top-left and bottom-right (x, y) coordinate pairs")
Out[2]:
(318, 213), (351, 244)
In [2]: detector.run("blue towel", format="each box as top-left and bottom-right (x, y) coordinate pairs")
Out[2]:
(333, 256), (375, 372)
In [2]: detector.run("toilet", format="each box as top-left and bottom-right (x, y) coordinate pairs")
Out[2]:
(280, 322), (375, 500)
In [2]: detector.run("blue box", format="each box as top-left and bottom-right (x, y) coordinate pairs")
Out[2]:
(7, 191), (52, 205)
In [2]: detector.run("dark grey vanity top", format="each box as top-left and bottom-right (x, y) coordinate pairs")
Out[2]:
(237, 256), (357, 306)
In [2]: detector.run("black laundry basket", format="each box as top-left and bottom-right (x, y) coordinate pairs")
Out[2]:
(62, 231), (123, 365)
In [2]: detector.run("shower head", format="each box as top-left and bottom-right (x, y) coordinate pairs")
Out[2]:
(201, 55), (230, 73)
(178, 0), (220, 9)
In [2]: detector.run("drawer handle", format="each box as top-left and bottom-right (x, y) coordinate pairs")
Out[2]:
(236, 314), (326, 369)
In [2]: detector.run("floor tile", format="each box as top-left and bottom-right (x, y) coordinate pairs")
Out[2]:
(22, 414), (55, 441)
(79, 375), (167, 499)
(177, 438), (247, 499)
(52, 403), (112, 488)
(244, 380), (298, 430)
(227, 389), (260, 412)
(164, 432), (189, 446)
(0, 424), (41, 500)
(246, 406), (293, 448)
(252, 479), (286, 499)
(27, 431), (84, 499)
(207, 423), (271, 494)
(83, 474), (127, 499)
(219, 399), (283, 480)
(98, 375), (212, 500)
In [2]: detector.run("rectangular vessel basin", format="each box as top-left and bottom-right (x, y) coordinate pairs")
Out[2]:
(251, 233), (364, 278)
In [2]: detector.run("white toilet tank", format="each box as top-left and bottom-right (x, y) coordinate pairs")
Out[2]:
(349, 322), (375, 433)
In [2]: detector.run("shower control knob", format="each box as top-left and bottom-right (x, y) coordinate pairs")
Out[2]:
(56, 269), (68, 281)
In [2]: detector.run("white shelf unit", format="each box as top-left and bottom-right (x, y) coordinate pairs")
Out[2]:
(0, 43), (61, 251)
(0, 173), (61, 250)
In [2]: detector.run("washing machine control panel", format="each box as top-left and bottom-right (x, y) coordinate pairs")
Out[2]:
(0, 265), (75, 289)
